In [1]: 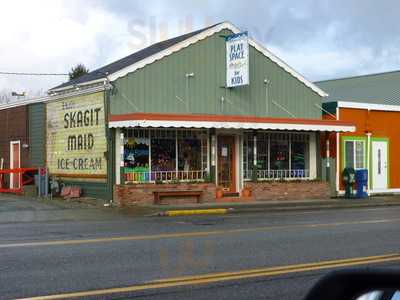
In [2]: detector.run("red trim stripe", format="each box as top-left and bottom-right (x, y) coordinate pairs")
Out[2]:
(109, 112), (354, 127)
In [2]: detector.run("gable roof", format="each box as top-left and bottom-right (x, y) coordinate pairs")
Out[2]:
(316, 70), (400, 105)
(50, 22), (327, 97)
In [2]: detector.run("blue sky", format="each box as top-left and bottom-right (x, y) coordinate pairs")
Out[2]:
(1, 0), (399, 99)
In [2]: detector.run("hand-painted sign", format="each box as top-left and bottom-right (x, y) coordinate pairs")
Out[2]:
(226, 32), (249, 88)
(46, 92), (107, 179)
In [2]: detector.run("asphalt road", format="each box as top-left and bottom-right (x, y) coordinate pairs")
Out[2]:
(1, 196), (400, 300)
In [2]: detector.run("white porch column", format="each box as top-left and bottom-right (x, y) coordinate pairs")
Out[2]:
(115, 128), (123, 185)
(309, 132), (317, 179)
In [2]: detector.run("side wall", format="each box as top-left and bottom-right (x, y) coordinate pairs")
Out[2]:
(28, 103), (46, 167)
(110, 29), (323, 119)
(325, 107), (400, 192)
(0, 106), (29, 168)
(338, 107), (400, 190)
(46, 91), (112, 200)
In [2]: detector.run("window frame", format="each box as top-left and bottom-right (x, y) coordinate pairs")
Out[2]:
(243, 131), (311, 181)
(342, 136), (367, 171)
(123, 128), (209, 183)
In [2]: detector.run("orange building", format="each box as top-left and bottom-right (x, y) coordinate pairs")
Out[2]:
(317, 71), (400, 195)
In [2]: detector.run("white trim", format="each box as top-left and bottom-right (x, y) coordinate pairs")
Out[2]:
(9, 140), (21, 189)
(247, 38), (328, 97)
(337, 101), (400, 112)
(336, 107), (340, 193)
(109, 119), (355, 133)
(0, 96), (47, 111)
(115, 128), (122, 185)
(338, 189), (400, 195)
(50, 78), (106, 93)
(309, 132), (317, 179)
(53, 22), (327, 97)
(235, 134), (240, 193)
(0, 85), (107, 111)
(46, 85), (108, 102)
(366, 132), (372, 195)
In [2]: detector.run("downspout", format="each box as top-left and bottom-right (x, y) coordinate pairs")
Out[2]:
(366, 131), (371, 195)
(366, 108), (372, 195)
(326, 132), (330, 182)
(336, 106), (340, 195)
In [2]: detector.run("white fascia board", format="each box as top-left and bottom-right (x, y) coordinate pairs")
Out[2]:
(106, 21), (328, 98)
(247, 39), (328, 97)
(107, 22), (238, 82)
(337, 101), (400, 112)
(49, 78), (107, 93)
(45, 85), (107, 103)
(109, 120), (355, 132)
(0, 96), (48, 111)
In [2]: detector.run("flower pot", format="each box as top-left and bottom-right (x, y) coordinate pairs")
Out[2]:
(216, 189), (224, 199)
(242, 187), (252, 197)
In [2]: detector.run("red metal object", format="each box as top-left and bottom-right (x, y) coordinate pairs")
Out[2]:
(0, 168), (38, 194)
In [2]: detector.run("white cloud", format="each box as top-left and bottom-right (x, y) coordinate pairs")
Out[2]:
(0, 0), (132, 98)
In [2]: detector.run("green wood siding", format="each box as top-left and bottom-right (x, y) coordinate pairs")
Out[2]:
(28, 103), (46, 167)
(110, 29), (323, 119)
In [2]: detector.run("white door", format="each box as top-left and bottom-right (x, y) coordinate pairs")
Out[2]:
(372, 141), (388, 190)
(10, 141), (21, 189)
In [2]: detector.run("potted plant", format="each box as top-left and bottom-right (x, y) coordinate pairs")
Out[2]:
(242, 185), (252, 197)
(216, 188), (224, 199)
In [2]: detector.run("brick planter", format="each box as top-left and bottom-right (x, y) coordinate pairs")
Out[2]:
(114, 183), (217, 206)
(245, 180), (330, 201)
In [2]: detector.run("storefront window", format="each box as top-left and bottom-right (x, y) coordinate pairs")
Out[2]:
(243, 133), (254, 179)
(256, 133), (269, 171)
(123, 128), (208, 183)
(243, 132), (311, 180)
(177, 130), (207, 180)
(123, 129), (150, 182)
(291, 134), (310, 177)
(151, 130), (176, 180)
(270, 133), (289, 172)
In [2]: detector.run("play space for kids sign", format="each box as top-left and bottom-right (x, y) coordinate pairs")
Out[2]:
(226, 32), (249, 88)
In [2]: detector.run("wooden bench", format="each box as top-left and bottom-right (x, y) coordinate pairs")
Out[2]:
(153, 190), (203, 205)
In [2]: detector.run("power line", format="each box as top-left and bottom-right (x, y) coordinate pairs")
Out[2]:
(0, 71), (68, 76)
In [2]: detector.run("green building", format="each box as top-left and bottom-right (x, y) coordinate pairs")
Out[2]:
(47, 22), (354, 204)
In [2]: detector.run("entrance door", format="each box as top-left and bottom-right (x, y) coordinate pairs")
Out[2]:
(10, 141), (21, 189)
(372, 141), (388, 190)
(217, 135), (236, 193)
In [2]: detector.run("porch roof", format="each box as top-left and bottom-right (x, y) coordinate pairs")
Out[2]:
(109, 113), (355, 132)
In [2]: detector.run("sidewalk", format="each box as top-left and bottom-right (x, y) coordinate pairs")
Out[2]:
(140, 196), (400, 215)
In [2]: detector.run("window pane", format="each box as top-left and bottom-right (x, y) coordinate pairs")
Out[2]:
(355, 141), (365, 169)
(345, 141), (354, 168)
(270, 133), (289, 171)
(151, 132), (176, 175)
(243, 133), (254, 179)
(123, 129), (150, 182)
(177, 131), (202, 172)
(256, 133), (268, 171)
(291, 134), (309, 177)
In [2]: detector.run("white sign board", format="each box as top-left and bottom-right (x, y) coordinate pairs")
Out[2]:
(226, 32), (249, 88)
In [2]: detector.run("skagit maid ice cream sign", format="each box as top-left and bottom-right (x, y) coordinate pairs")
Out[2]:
(226, 32), (249, 88)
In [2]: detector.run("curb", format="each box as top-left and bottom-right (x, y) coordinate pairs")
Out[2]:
(155, 201), (400, 217)
(158, 208), (234, 217)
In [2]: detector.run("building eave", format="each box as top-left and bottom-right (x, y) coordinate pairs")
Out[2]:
(49, 21), (328, 98)
(108, 112), (355, 132)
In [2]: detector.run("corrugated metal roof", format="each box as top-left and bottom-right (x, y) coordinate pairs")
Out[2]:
(315, 70), (400, 105)
(50, 23), (221, 91)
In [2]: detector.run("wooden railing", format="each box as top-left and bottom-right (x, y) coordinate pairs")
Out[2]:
(244, 169), (310, 180)
(125, 170), (206, 183)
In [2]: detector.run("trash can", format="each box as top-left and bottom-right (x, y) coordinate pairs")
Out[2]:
(342, 167), (356, 198)
(355, 169), (368, 199)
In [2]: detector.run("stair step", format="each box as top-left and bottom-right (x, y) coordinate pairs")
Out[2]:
(223, 192), (240, 197)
